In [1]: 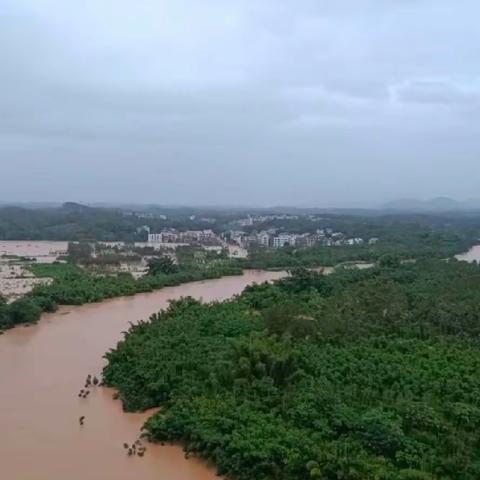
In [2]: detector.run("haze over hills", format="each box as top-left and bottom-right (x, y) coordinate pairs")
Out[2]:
(383, 197), (480, 212)
(3, 198), (480, 215)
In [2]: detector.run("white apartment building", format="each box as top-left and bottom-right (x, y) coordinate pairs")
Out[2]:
(273, 234), (296, 248)
(148, 229), (217, 244)
(148, 233), (163, 243)
(346, 238), (364, 245)
(258, 232), (271, 247)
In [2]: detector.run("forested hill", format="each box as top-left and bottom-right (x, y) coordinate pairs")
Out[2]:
(2, 203), (480, 243)
(104, 259), (480, 480)
(0, 204), (138, 241)
(0, 204), (227, 241)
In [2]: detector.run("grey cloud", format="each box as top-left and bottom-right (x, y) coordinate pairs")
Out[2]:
(392, 80), (480, 107)
(1, 0), (480, 206)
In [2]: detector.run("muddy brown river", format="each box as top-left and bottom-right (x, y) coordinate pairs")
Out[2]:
(0, 270), (285, 480)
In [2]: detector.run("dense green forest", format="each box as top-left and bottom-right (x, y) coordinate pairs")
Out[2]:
(246, 227), (471, 269)
(104, 260), (480, 480)
(0, 203), (231, 241)
(2, 202), (480, 243)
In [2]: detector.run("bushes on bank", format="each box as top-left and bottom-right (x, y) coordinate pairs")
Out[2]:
(0, 262), (243, 332)
(0, 297), (43, 329)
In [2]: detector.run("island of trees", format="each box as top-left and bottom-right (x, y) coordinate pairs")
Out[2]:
(104, 259), (480, 480)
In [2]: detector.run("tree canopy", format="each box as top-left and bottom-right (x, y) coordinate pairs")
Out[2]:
(147, 255), (178, 275)
(104, 260), (480, 480)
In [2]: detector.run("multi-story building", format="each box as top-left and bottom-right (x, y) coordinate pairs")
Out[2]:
(258, 231), (271, 247)
(229, 230), (246, 246)
(295, 233), (315, 248)
(148, 229), (217, 245)
(148, 233), (163, 243)
(237, 216), (254, 227)
(273, 234), (296, 248)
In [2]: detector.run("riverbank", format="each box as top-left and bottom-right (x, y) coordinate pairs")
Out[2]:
(1, 232), (476, 330)
(0, 270), (285, 480)
(0, 263), (244, 332)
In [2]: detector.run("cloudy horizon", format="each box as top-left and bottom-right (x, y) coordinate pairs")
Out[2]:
(1, 1), (479, 207)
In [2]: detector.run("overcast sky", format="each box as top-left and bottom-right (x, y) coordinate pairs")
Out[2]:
(1, 1), (479, 207)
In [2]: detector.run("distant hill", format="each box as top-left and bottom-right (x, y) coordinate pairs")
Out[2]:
(61, 202), (93, 213)
(383, 197), (480, 212)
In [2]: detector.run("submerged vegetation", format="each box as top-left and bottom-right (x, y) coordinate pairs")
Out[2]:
(0, 259), (242, 331)
(104, 260), (480, 480)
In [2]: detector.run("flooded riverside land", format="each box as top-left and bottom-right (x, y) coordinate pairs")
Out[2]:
(0, 240), (68, 261)
(0, 270), (285, 480)
(456, 245), (480, 263)
(0, 241), (67, 301)
(0, 263), (52, 302)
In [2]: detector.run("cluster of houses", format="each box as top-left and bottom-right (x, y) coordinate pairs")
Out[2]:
(123, 211), (168, 220)
(148, 229), (220, 245)
(146, 226), (380, 251)
(232, 214), (329, 228)
(233, 214), (301, 227)
(227, 229), (379, 249)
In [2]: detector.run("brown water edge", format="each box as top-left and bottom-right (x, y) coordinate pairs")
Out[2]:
(0, 270), (285, 480)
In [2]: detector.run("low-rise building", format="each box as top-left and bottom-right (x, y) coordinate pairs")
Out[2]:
(346, 237), (364, 246)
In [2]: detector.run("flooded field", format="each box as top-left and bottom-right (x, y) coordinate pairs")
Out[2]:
(0, 241), (67, 301)
(0, 270), (285, 480)
(0, 263), (52, 302)
(456, 245), (480, 263)
(0, 240), (68, 262)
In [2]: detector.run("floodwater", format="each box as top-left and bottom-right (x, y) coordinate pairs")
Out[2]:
(0, 240), (68, 263)
(0, 270), (285, 480)
(456, 245), (480, 263)
(0, 241), (66, 301)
